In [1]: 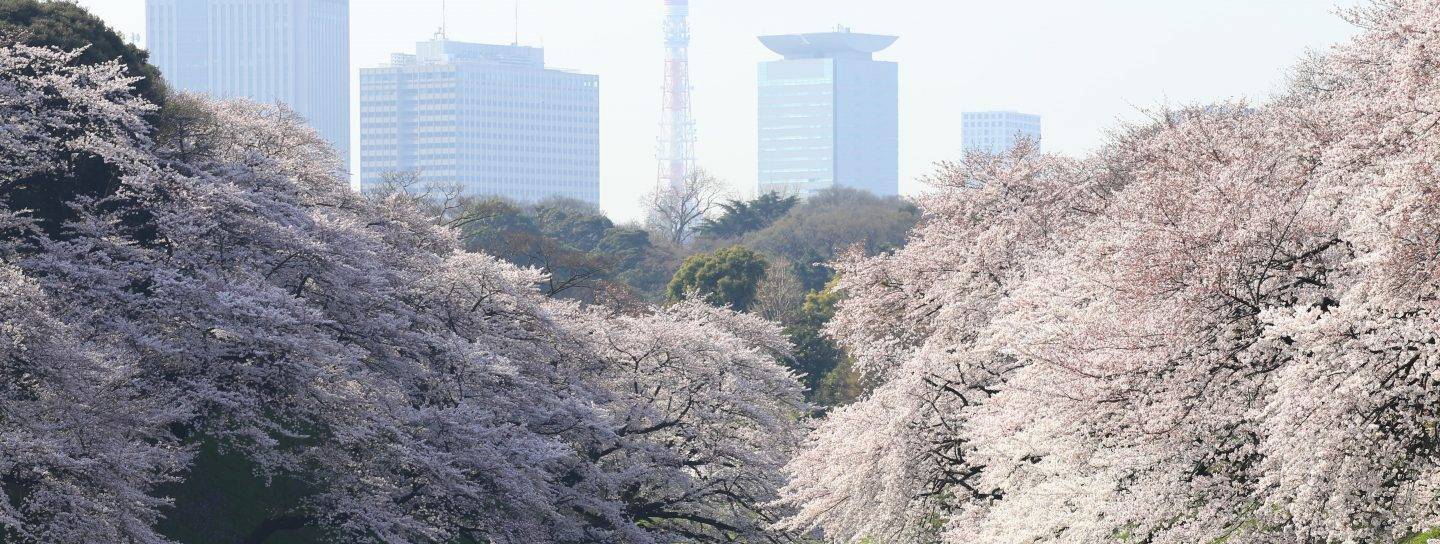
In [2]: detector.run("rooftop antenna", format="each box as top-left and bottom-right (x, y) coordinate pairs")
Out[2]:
(438, 0), (448, 40)
(513, 0), (520, 45)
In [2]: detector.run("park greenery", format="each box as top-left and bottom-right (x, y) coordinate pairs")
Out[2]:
(447, 187), (918, 406)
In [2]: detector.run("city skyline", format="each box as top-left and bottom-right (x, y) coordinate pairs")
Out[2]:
(84, 0), (1359, 221)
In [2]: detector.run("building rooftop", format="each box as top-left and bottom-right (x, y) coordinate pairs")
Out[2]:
(759, 28), (898, 60)
(384, 38), (544, 68)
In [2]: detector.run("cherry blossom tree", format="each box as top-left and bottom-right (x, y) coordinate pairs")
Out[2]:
(0, 41), (154, 233)
(778, 141), (1109, 542)
(572, 300), (807, 543)
(0, 265), (188, 544)
(0, 40), (184, 544)
(780, 1), (1440, 542)
(0, 37), (807, 543)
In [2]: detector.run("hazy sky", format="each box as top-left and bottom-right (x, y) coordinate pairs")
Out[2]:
(81, 0), (1359, 221)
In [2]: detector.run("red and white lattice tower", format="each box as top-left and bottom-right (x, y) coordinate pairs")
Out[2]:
(658, 0), (696, 191)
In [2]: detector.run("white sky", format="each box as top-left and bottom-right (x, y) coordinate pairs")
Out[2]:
(80, 0), (1359, 222)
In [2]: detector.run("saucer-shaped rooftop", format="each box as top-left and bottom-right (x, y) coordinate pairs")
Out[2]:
(759, 31), (898, 60)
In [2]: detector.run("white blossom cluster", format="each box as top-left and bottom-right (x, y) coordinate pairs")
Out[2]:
(0, 42), (805, 543)
(778, 1), (1440, 542)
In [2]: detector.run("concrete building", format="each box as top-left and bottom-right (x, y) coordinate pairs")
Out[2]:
(757, 28), (899, 198)
(146, 0), (350, 168)
(962, 111), (1042, 154)
(358, 38), (600, 205)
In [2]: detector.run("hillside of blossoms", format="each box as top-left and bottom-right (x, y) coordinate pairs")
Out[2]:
(4, 0), (1440, 543)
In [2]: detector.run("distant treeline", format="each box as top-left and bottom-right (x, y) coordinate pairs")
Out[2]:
(447, 187), (920, 405)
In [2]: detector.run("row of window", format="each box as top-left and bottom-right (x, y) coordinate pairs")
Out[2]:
(363, 72), (597, 88)
(360, 176), (599, 189)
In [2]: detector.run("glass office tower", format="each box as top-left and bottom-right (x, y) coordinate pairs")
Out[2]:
(359, 39), (600, 205)
(962, 111), (1042, 154)
(146, 0), (350, 169)
(757, 29), (899, 198)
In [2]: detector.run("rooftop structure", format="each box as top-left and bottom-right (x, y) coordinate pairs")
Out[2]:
(758, 30), (899, 60)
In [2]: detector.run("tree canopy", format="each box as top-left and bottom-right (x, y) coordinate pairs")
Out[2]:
(0, 0), (164, 104)
(734, 187), (919, 291)
(696, 192), (799, 240)
(667, 245), (770, 312)
(0, 0), (167, 236)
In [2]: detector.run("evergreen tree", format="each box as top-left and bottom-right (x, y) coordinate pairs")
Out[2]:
(667, 246), (769, 311)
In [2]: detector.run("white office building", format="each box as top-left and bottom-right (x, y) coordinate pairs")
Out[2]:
(146, 0), (350, 168)
(359, 39), (600, 205)
(962, 111), (1042, 154)
(757, 29), (899, 198)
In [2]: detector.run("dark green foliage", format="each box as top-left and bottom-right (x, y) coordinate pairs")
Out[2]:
(158, 440), (324, 544)
(789, 248), (834, 295)
(459, 198), (541, 239)
(0, 0), (166, 238)
(596, 226), (680, 299)
(667, 246), (769, 311)
(457, 197), (679, 304)
(782, 284), (868, 406)
(813, 356), (868, 407)
(459, 198), (610, 299)
(531, 197), (614, 250)
(697, 192), (799, 240)
(784, 287), (842, 394)
(596, 227), (652, 271)
(0, 0), (166, 105)
(737, 188), (919, 291)
(454, 188), (916, 306)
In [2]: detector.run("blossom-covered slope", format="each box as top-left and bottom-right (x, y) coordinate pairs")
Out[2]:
(0, 40), (805, 544)
(779, 1), (1440, 542)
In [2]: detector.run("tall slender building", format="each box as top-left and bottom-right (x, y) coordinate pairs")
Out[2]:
(658, 0), (696, 191)
(359, 39), (600, 204)
(962, 111), (1042, 154)
(757, 28), (899, 198)
(146, 0), (350, 169)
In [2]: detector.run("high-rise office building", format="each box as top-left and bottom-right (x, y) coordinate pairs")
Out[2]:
(358, 39), (600, 205)
(146, 0), (350, 168)
(962, 111), (1042, 154)
(757, 28), (899, 198)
